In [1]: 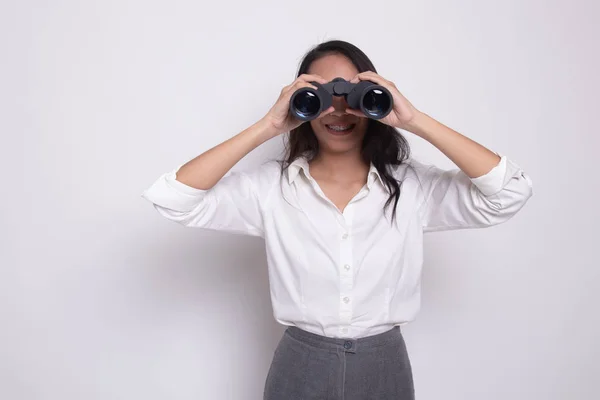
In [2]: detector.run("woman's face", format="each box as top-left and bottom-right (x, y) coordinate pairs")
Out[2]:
(307, 53), (369, 155)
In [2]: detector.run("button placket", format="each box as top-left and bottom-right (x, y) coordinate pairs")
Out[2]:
(339, 206), (354, 328)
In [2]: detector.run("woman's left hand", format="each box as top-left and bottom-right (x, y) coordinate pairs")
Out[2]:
(347, 71), (421, 130)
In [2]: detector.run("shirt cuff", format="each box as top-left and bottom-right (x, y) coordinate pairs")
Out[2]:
(470, 155), (508, 196)
(141, 165), (209, 212)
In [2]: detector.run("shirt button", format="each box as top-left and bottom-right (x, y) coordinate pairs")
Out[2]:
(343, 297), (350, 304)
(340, 327), (348, 334)
(344, 264), (351, 271)
(342, 233), (348, 239)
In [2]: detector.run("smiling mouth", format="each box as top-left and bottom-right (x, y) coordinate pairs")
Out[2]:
(325, 124), (356, 135)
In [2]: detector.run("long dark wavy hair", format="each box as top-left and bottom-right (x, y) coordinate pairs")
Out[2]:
(280, 40), (411, 222)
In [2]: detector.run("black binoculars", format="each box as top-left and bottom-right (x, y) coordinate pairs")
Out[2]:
(289, 77), (393, 121)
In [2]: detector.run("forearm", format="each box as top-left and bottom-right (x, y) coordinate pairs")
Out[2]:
(176, 118), (277, 190)
(405, 112), (501, 178)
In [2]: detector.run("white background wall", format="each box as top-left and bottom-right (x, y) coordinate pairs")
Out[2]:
(2, 0), (598, 399)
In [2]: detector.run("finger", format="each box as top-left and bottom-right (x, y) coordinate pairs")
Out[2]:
(350, 75), (360, 84)
(360, 71), (394, 87)
(296, 74), (329, 85)
(280, 84), (292, 94)
(282, 81), (318, 100)
(357, 70), (378, 78)
(297, 74), (328, 84)
(345, 108), (365, 118)
(356, 71), (387, 85)
(354, 71), (373, 80)
(318, 106), (335, 118)
(292, 81), (319, 91)
(283, 80), (317, 94)
(359, 72), (400, 94)
(281, 75), (322, 96)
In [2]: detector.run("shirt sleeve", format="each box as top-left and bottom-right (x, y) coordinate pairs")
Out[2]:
(410, 155), (533, 232)
(141, 162), (278, 237)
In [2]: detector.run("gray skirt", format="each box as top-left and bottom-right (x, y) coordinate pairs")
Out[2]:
(264, 326), (415, 400)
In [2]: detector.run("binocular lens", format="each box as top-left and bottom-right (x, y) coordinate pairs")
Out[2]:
(292, 91), (321, 119)
(289, 80), (392, 121)
(362, 88), (391, 117)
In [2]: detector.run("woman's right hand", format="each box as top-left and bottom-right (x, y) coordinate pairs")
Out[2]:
(261, 74), (335, 137)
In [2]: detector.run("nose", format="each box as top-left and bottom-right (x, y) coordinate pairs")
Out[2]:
(330, 95), (349, 116)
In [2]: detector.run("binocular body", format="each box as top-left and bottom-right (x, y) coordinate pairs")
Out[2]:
(289, 77), (393, 121)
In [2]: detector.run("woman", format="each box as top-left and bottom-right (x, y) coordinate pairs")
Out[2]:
(142, 40), (533, 399)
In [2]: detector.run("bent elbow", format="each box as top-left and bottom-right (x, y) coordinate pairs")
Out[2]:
(481, 172), (534, 225)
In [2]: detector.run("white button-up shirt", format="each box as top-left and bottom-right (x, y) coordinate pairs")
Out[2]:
(142, 155), (533, 338)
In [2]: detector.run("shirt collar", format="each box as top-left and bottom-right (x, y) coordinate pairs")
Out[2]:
(367, 162), (387, 191)
(287, 156), (310, 184)
(286, 156), (388, 193)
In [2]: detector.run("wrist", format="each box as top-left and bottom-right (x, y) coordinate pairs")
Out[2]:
(253, 117), (281, 141)
(402, 111), (430, 137)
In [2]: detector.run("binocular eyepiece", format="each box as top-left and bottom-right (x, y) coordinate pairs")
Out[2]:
(289, 77), (393, 121)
